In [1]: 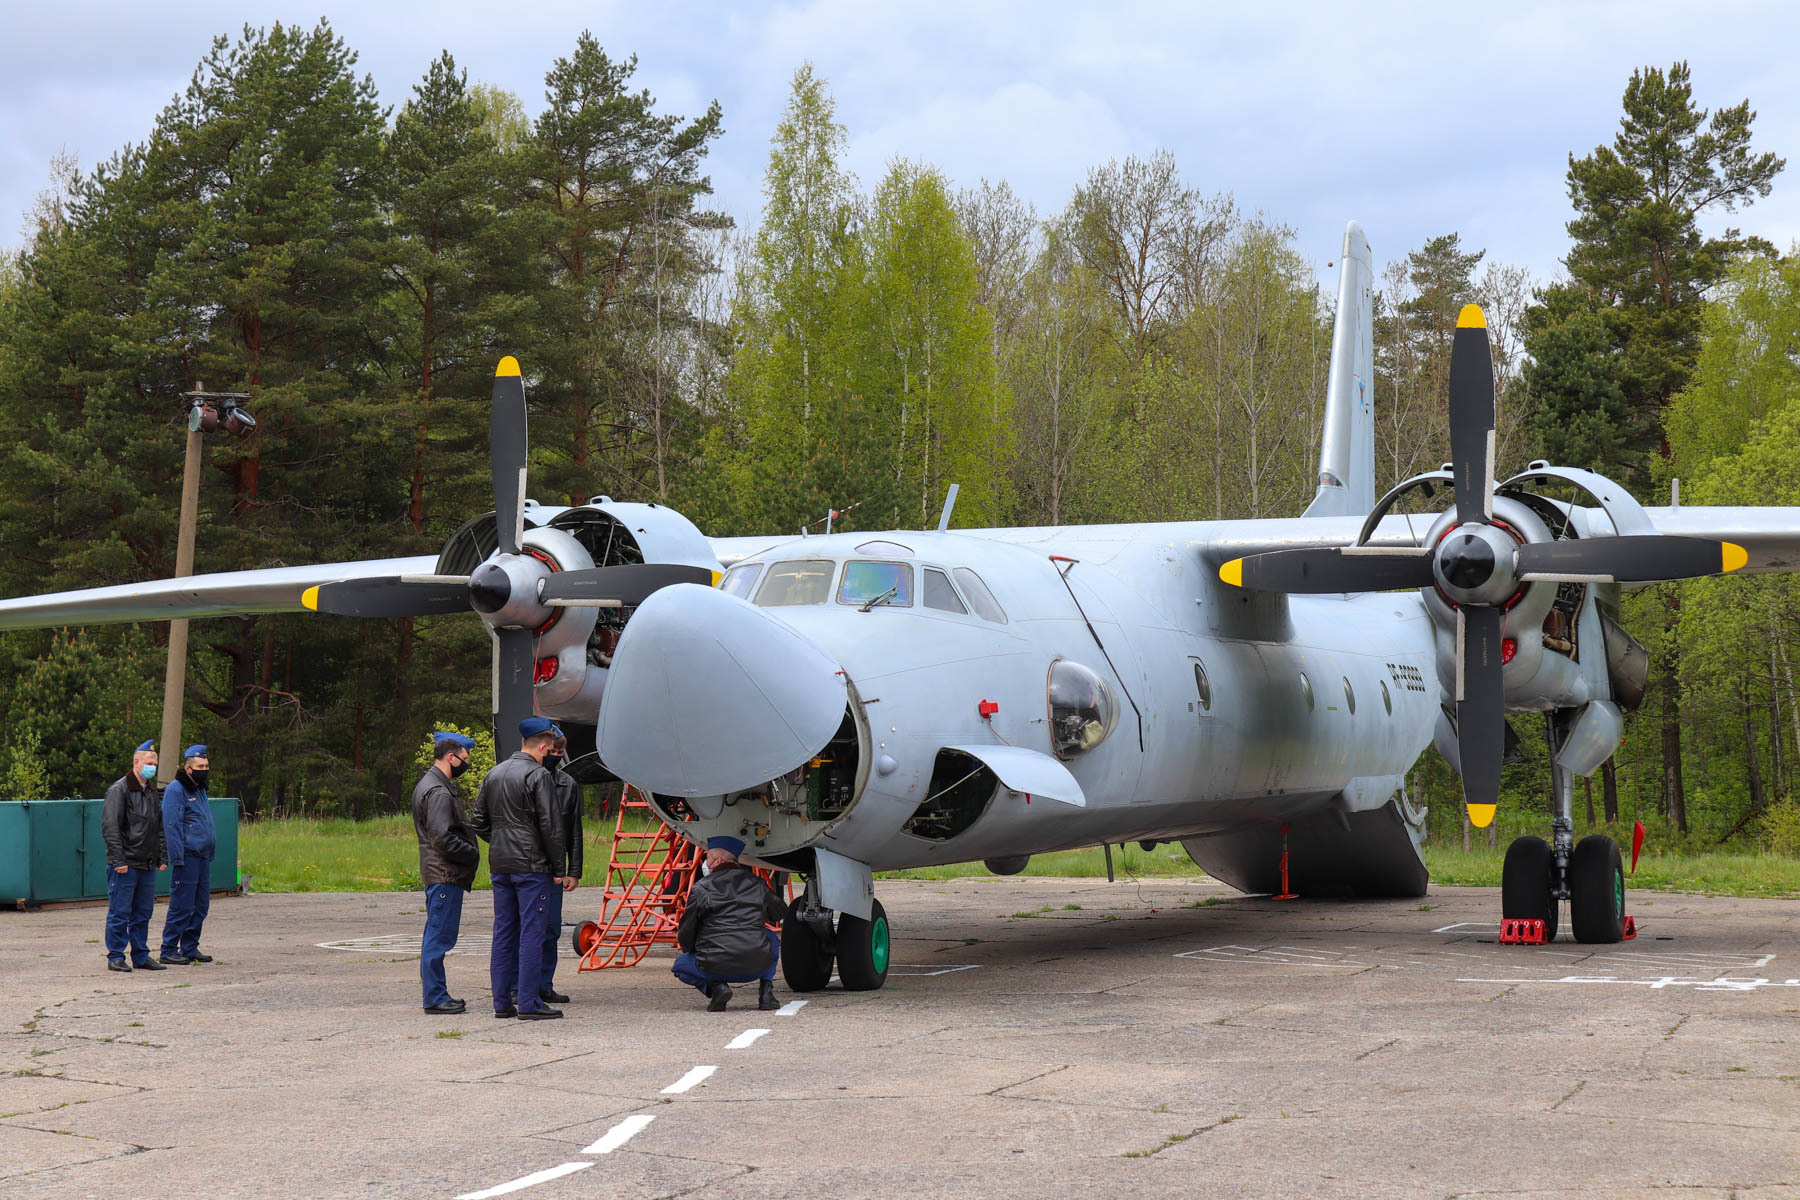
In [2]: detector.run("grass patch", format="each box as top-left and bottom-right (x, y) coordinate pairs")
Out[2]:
(436, 1031), (465, 1040)
(237, 817), (1800, 898)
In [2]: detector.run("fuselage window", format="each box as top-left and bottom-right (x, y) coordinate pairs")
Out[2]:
(1299, 671), (1314, 712)
(837, 560), (913, 608)
(1380, 678), (1392, 715)
(953, 567), (1008, 624)
(718, 562), (762, 600)
(755, 559), (835, 607)
(1047, 659), (1119, 760)
(1194, 660), (1212, 710)
(923, 567), (967, 613)
(1342, 677), (1356, 715)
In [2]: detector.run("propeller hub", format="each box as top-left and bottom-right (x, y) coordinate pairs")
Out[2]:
(1433, 522), (1520, 607)
(466, 554), (554, 629)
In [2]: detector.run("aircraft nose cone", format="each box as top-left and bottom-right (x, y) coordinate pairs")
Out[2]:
(1439, 531), (1496, 590)
(596, 584), (849, 798)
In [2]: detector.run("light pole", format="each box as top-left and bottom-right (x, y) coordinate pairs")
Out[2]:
(157, 387), (257, 769)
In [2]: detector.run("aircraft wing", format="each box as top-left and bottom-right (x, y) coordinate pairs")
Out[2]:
(0, 555), (440, 630)
(1643, 506), (1800, 573)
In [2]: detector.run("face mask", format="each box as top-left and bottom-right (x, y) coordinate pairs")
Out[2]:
(188, 769), (209, 790)
(544, 755), (563, 772)
(139, 764), (157, 781)
(449, 758), (470, 779)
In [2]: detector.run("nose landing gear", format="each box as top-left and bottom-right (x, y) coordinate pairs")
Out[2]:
(780, 881), (891, 991)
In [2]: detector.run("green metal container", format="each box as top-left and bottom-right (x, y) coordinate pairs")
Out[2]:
(0, 797), (240, 905)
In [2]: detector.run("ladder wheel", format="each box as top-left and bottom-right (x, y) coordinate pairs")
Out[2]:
(570, 920), (601, 959)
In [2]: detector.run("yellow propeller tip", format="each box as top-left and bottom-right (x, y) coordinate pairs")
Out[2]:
(1456, 304), (1487, 329)
(710, 570), (724, 587)
(301, 586), (320, 612)
(1466, 802), (1496, 829)
(495, 356), (521, 378)
(1722, 542), (1748, 573)
(1219, 558), (1244, 588)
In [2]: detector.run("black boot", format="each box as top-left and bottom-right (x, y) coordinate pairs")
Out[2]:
(758, 979), (779, 1011)
(706, 982), (732, 1012)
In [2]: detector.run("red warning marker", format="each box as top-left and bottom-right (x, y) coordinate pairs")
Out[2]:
(1273, 824), (1298, 900)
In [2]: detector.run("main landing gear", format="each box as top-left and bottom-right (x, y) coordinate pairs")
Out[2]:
(1499, 714), (1633, 944)
(781, 880), (890, 992)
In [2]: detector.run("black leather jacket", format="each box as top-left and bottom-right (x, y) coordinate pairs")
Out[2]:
(411, 765), (479, 889)
(102, 773), (164, 869)
(677, 863), (786, 974)
(550, 769), (583, 880)
(470, 752), (566, 877)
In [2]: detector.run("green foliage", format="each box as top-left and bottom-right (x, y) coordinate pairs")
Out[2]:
(1763, 797), (1800, 856)
(2, 729), (51, 802)
(3, 628), (164, 798)
(409, 723), (496, 796)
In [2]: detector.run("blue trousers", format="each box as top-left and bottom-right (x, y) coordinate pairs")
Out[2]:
(104, 867), (157, 964)
(420, 883), (465, 1008)
(672, 931), (781, 994)
(490, 873), (553, 1014)
(539, 885), (563, 993)
(160, 857), (211, 956)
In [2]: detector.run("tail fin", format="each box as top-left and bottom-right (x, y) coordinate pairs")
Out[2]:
(1302, 221), (1376, 519)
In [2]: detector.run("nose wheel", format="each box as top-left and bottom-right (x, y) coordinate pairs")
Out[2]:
(780, 891), (891, 991)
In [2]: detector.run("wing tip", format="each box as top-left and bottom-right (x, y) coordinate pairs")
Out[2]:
(1219, 558), (1244, 588)
(1456, 304), (1486, 329)
(1722, 542), (1749, 573)
(495, 356), (521, 378)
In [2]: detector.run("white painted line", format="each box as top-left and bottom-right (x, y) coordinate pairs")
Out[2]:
(662, 1065), (716, 1094)
(456, 1161), (592, 1199)
(1432, 921), (1498, 933)
(581, 1113), (655, 1155)
(726, 1028), (770, 1050)
(775, 999), (808, 1016)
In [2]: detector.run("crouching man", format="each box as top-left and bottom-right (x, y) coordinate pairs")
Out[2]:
(672, 836), (785, 1012)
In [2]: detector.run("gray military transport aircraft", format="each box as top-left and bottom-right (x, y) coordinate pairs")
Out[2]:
(4, 220), (1791, 992)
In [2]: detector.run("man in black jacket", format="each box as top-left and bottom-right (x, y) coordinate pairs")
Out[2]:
(674, 836), (785, 1012)
(530, 733), (582, 1007)
(101, 740), (167, 973)
(412, 731), (480, 1014)
(470, 718), (571, 1020)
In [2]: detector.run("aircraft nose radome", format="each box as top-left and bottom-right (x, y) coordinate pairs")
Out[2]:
(596, 583), (849, 798)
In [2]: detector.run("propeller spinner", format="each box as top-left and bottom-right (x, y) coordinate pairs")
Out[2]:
(1219, 305), (1747, 829)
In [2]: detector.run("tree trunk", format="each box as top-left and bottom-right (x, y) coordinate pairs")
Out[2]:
(1660, 598), (1687, 832)
(1601, 757), (1619, 823)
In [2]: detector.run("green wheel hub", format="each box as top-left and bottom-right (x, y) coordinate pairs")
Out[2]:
(1614, 867), (1625, 918)
(871, 916), (890, 973)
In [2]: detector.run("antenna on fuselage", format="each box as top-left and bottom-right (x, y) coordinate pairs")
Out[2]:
(936, 483), (960, 532)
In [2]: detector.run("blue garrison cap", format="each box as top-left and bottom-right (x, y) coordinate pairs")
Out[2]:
(706, 835), (746, 856)
(183, 744), (208, 760)
(518, 716), (563, 740)
(135, 739), (155, 753)
(432, 730), (475, 750)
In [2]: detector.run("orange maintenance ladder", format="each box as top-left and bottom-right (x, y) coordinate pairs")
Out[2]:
(571, 787), (702, 971)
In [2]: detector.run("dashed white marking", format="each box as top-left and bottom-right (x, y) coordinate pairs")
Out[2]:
(662, 1066), (716, 1094)
(581, 1113), (655, 1154)
(1458, 975), (1800, 993)
(1433, 921), (1497, 933)
(775, 999), (808, 1016)
(725, 1028), (770, 1050)
(455, 1161), (592, 1199)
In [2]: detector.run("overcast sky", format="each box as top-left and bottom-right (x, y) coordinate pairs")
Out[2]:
(4, 1), (1796, 289)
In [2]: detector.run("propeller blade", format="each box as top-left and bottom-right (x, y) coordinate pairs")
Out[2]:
(490, 357), (528, 557)
(1516, 535), (1748, 583)
(1448, 305), (1496, 526)
(1457, 604), (1506, 829)
(302, 576), (470, 618)
(492, 627), (535, 759)
(1220, 548), (1435, 594)
(539, 563), (719, 608)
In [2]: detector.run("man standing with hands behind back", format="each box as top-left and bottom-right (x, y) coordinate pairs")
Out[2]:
(101, 741), (166, 973)
(412, 730), (480, 1015)
(471, 718), (571, 1020)
(159, 745), (217, 966)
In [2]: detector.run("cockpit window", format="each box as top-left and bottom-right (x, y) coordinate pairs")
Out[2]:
(923, 568), (966, 613)
(755, 560), (835, 607)
(1047, 659), (1119, 760)
(718, 562), (762, 600)
(837, 561), (913, 608)
(952, 567), (1007, 624)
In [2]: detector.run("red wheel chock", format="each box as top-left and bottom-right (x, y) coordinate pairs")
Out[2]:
(1499, 918), (1548, 945)
(1621, 915), (1637, 941)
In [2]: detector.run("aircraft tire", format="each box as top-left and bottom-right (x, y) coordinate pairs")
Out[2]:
(781, 897), (835, 992)
(1568, 834), (1626, 944)
(836, 898), (890, 992)
(1501, 835), (1559, 942)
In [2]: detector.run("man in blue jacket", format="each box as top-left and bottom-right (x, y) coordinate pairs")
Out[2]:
(159, 745), (218, 965)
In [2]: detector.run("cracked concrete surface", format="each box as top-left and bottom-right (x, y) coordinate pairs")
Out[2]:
(1, 878), (1798, 1199)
